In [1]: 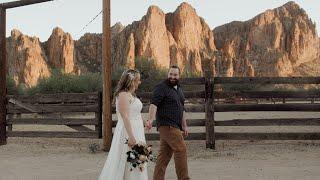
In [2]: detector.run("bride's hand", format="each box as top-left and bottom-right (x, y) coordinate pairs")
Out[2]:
(145, 120), (152, 132)
(127, 136), (137, 147)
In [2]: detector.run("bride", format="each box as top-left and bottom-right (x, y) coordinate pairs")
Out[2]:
(98, 69), (148, 180)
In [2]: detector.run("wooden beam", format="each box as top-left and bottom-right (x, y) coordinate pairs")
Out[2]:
(111, 104), (206, 114)
(137, 91), (206, 99)
(7, 131), (99, 138)
(214, 90), (320, 99)
(111, 119), (206, 127)
(102, 0), (112, 151)
(8, 98), (38, 112)
(7, 118), (99, 125)
(205, 74), (215, 149)
(214, 103), (320, 112)
(0, 0), (53, 9)
(7, 92), (99, 104)
(215, 132), (320, 140)
(7, 103), (99, 114)
(96, 91), (103, 138)
(112, 77), (206, 86)
(215, 118), (320, 126)
(0, 7), (6, 145)
(145, 133), (206, 141)
(179, 77), (206, 85)
(66, 125), (94, 132)
(214, 77), (320, 84)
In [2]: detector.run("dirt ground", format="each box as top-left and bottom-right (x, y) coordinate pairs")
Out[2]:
(1, 138), (320, 180)
(1, 112), (320, 180)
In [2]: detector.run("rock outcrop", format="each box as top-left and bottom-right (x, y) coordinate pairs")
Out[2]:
(6, 30), (50, 87)
(213, 1), (319, 77)
(112, 2), (216, 75)
(44, 27), (75, 74)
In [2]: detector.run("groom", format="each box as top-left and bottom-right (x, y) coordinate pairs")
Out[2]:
(146, 65), (190, 180)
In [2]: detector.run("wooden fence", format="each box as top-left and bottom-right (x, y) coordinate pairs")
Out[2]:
(111, 76), (320, 149)
(5, 77), (320, 150)
(210, 77), (320, 149)
(6, 92), (102, 138)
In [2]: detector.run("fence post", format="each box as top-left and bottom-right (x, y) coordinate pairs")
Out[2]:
(7, 114), (13, 131)
(205, 72), (215, 149)
(96, 91), (103, 138)
(0, 7), (7, 145)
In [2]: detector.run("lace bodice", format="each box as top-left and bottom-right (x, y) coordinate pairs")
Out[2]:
(116, 95), (143, 120)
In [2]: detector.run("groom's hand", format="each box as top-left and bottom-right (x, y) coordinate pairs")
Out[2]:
(182, 125), (189, 137)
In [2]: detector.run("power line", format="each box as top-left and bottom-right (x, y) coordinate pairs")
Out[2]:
(79, 10), (102, 33)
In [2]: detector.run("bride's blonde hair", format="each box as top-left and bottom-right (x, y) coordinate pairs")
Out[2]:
(113, 69), (140, 103)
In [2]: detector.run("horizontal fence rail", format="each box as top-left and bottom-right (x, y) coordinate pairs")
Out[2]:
(215, 118), (320, 126)
(214, 104), (320, 112)
(6, 92), (102, 139)
(214, 77), (320, 84)
(214, 90), (320, 99)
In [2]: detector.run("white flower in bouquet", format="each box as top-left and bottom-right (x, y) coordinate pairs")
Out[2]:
(139, 155), (147, 161)
(129, 152), (136, 159)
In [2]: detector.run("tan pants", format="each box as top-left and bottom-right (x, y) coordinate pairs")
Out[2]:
(153, 126), (190, 180)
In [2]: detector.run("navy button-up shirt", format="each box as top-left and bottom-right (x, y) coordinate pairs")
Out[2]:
(151, 79), (185, 130)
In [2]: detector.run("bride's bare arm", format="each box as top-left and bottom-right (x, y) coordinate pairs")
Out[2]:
(148, 104), (157, 125)
(118, 92), (136, 146)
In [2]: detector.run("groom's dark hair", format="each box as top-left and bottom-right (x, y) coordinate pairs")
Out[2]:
(169, 65), (180, 74)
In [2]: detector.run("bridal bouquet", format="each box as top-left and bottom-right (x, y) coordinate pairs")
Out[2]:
(125, 139), (157, 172)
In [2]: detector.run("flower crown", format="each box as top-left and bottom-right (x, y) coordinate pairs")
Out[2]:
(128, 71), (135, 80)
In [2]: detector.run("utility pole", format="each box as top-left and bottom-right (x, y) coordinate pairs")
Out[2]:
(102, 0), (112, 151)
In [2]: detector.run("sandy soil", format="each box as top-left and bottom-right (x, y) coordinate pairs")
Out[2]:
(1, 112), (320, 180)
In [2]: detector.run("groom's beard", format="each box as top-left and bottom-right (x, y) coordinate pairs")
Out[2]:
(167, 78), (179, 87)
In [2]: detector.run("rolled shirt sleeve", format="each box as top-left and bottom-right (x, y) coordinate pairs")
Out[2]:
(180, 89), (186, 112)
(182, 103), (186, 112)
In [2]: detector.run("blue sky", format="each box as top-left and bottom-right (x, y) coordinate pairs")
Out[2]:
(2, 0), (320, 41)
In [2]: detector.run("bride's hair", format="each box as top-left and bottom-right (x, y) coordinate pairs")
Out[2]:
(113, 69), (140, 103)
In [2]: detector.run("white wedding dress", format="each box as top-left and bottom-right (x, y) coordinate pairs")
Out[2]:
(98, 96), (148, 180)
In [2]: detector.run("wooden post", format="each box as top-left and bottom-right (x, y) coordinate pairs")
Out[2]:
(0, 7), (7, 145)
(7, 114), (13, 131)
(0, 0), (53, 9)
(102, 0), (112, 151)
(0, 0), (53, 146)
(205, 71), (215, 149)
(96, 91), (103, 138)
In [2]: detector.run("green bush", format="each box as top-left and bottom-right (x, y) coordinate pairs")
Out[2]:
(9, 58), (206, 95)
(6, 76), (18, 95)
(27, 69), (103, 95)
(134, 57), (168, 92)
(180, 69), (201, 78)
